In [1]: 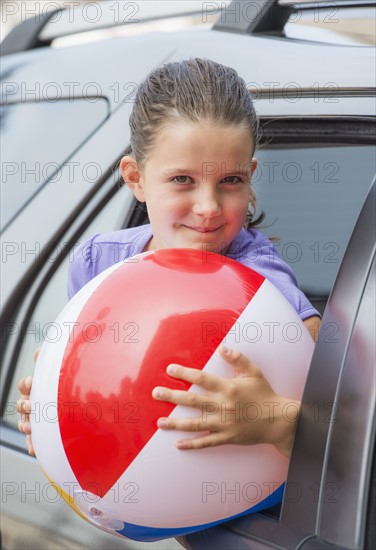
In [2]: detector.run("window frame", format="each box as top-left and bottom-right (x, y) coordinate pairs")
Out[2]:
(0, 171), (137, 443)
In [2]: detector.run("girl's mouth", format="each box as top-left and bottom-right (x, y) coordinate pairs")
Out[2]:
(184, 225), (223, 233)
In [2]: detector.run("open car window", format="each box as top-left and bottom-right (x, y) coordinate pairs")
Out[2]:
(4, 185), (133, 430)
(256, 119), (375, 310)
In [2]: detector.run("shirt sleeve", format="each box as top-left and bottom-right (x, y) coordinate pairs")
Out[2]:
(66, 225), (153, 301)
(256, 240), (321, 321)
(67, 234), (99, 300)
(230, 229), (321, 321)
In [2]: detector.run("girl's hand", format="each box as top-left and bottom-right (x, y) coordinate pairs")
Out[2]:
(16, 348), (39, 456)
(152, 345), (300, 457)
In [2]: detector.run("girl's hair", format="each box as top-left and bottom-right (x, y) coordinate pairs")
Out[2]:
(128, 57), (264, 229)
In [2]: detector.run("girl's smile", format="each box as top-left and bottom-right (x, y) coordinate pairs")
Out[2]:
(121, 120), (257, 254)
(183, 225), (224, 233)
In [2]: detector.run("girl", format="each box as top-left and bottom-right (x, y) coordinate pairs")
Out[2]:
(18, 57), (320, 458)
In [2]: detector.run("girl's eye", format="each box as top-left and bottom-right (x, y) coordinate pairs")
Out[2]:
(221, 176), (242, 184)
(172, 175), (193, 184)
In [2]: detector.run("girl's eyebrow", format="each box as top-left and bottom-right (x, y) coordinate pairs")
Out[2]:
(165, 167), (192, 174)
(162, 167), (251, 178)
(162, 167), (199, 176)
(222, 169), (251, 177)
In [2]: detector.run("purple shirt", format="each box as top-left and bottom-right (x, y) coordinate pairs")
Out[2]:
(67, 225), (319, 321)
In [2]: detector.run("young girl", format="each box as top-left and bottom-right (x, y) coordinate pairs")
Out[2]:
(18, 57), (320, 458)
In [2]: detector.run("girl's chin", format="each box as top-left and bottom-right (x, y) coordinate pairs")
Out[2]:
(145, 233), (230, 254)
(176, 239), (229, 255)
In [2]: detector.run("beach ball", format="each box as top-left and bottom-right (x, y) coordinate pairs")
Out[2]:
(30, 249), (314, 542)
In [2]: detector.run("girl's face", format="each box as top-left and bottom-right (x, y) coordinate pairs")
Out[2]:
(121, 120), (257, 254)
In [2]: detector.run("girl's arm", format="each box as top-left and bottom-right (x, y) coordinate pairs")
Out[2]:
(304, 315), (321, 342)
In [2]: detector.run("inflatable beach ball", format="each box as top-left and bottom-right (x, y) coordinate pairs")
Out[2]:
(30, 249), (314, 542)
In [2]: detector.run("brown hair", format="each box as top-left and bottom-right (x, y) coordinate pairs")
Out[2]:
(128, 57), (264, 228)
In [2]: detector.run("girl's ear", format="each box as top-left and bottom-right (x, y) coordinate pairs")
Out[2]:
(120, 155), (145, 202)
(250, 157), (258, 177)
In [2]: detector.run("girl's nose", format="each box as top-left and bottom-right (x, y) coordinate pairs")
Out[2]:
(192, 189), (221, 217)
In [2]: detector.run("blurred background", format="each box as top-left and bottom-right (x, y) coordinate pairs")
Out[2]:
(0, 1), (102, 39)
(1, 0), (375, 47)
(0, 0), (227, 48)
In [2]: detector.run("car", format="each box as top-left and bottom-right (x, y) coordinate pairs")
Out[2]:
(1, 1), (375, 549)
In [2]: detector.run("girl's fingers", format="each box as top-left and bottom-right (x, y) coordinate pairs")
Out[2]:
(162, 346), (260, 394)
(175, 432), (229, 450)
(33, 347), (40, 363)
(17, 376), (33, 395)
(219, 345), (261, 378)
(152, 386), (206, 409)
(18, 378), (28, 394)
(26, 434), (35, 456)
(166, 364), (225, 392)
(16, 398), (31, 415)
(17, 418), (23, 433)
(157, 415), (215, 432)
(23, 421), (31, 435)
(17, 418), (31, 435)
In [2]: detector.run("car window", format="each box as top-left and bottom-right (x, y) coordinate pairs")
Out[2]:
(0, 99), (109, 231)
(5, 186), (133, 428)
(254, 142), (375, 299)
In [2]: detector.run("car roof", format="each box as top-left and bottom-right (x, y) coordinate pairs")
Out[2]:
(2, 29), (375, 109)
